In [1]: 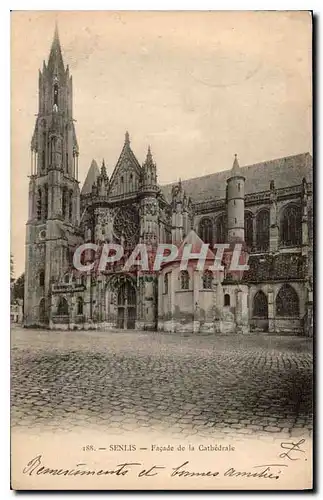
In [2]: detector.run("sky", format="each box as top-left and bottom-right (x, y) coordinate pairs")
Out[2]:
(11, 11), (312, 277)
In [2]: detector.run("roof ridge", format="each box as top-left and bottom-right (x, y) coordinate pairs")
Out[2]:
(81, 159), (100, 195)
(161, 152), (311, 188)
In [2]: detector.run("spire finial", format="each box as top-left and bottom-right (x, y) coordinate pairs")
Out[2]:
(48, 21), (64, 70)
(125, 131), (130, 145)
(232, 153), (240, 173)
(54, 21), (59, 42)
(146, 144), (153, 162)
(101, 158), (107, 178)
(51, 21), (61, 51)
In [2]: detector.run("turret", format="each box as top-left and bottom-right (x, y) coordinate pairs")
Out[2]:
(96, 159), (109, 197)
(171, 179), (193, 244)
(139, 145), (159, 246)
(141, 145), (157, 193)
(226, 154), (245, 243)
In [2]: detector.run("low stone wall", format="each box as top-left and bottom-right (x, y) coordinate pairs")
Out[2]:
(250, 318), (269, 332)
(274, 318), (302, 334)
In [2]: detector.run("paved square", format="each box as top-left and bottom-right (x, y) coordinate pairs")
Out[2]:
(11, 328), (313, 439)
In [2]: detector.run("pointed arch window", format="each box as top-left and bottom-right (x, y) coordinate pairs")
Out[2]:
(280, 205), (302, 247)
(245, 212), (253, 250)
(62, 187), (67, 218)
(276, 284), (299, 317)
(256, 210), (270, 251)
(42, 150), (46, 171)
(164, 273), (169, 294)
(42, 131), (46, 170)
(39, 270), (45, 287)
(224, 293), (230, 306)
(65, 125), (69, 173)
(198, 218), (213, 246)
(76, 297), (83, 315)
(37, 188), (42, 220)
(69, 190), (73, 220)
(253, 290), (268, 318)
(57, 296), (69, 316)
(44, 184), (48, 219)
(53, 83), (59, 107)
(180, 270), (189, 290)
(202, 270), (213, 289)
(215, 214), (226, 244)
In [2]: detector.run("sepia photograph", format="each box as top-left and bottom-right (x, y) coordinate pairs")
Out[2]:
(10, 10), (313, 490)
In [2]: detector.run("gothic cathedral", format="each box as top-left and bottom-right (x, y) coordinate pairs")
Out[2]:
(25, 28), (313, 336)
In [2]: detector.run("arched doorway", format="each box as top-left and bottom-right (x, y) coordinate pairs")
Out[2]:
(252, 290), (268, 332)
(253, 290), (268, 318)
(117, 281), (136, 329)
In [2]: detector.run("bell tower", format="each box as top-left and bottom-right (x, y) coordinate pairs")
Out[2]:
(25, 25), (80, 327)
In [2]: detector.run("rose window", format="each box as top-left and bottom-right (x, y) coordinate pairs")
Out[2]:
(113, 207), (139, 248)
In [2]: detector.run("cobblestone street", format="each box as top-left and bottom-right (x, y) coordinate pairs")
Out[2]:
(11, 327), (313, 440)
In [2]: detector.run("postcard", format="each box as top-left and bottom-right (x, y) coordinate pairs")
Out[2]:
(11, 10), (313, 490)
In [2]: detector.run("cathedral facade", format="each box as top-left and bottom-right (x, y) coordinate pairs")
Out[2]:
(24, 29), (313, 336)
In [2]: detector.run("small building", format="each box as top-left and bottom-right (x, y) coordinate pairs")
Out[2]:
(11, 299), (23, 324)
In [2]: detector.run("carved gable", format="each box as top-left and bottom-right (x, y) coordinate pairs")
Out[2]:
(109, 137), (142, 197)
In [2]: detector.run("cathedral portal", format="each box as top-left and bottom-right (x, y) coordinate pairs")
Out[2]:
(117, 281), (137, 330)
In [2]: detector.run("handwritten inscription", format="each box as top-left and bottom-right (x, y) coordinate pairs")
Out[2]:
(22, 455), (286, 481)
(279, 439), (306, 461)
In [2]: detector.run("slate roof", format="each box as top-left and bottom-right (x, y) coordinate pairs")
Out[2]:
(242, 253), (305, 283)
(161, 152), (312, 204)
(81, 159), (100, 195)
(162, 230), (215, 268)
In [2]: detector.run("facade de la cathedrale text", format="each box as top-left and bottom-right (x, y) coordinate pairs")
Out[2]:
(24, 27), (313, 336)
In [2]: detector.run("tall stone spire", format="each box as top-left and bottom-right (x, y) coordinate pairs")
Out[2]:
(25, 25), (81, 327)
(145, 145), (154, 165)
(47, 23), (65, 74)
(31, 23), (78, 177)
(101, 159), (107, 178)
(125, 131), (130, 146)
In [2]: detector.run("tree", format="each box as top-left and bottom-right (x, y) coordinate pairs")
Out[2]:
(10, 253), (14, 283)
(12, 273), (24, 301)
